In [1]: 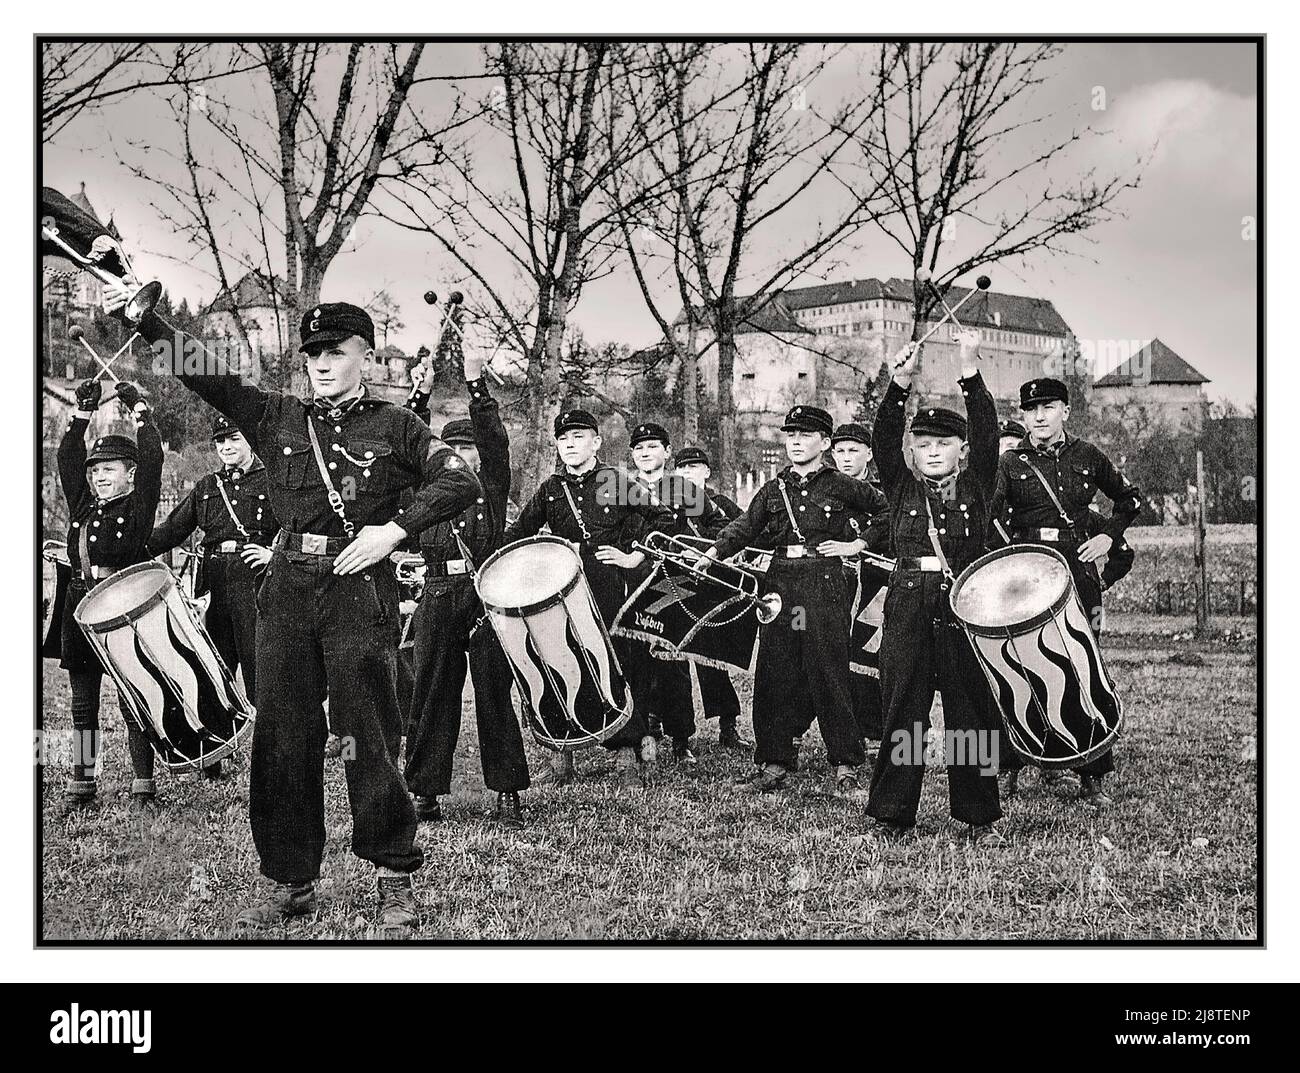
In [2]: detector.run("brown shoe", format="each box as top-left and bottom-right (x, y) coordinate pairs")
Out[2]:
(1080, 775), (1113, 807)
(833, 767), (865, 798)
(869, 818), (911, 842)
(718, 724), (752, 751)
(493, 791), (523, 828)
(234, 881), (318, 930)
(377, 874), (418, 929)
(735, 764), (788, 793)
(413, 795), (442, 822)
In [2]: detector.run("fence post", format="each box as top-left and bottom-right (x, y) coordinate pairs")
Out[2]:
(1194, 450), (1209, 635)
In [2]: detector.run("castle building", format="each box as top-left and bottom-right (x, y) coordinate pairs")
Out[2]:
(1092, 338), (1210, 430)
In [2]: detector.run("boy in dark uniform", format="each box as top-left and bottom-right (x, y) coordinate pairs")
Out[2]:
(403, 346), (530, 827)
(505, 408), (670, 787)
(701, 405), (885, 795)
(149, 414), (276, 711)
(626, 422), (731, 764)
(998, 417), (1027, 457)
(991, 377), (1142, 806)
(56, 380), (161, 810)
(865, 330), (1004, 842)
(673, 445), (750, 751)
(107, 282), (481, 931)
(829, 422), (889, 748)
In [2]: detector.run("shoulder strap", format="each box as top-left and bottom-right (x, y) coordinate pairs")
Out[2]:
(77, 515), (94, 587)
(304, 415), (355, 539)
(559, 479), (592, 542)
(775, 478), (807, 545)
(1020, 454), (1074, 527)
(213, 475), (250, 540)
(922, 493), (954, 581)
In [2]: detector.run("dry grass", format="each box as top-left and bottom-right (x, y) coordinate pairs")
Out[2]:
(38, 613), (1258, 942)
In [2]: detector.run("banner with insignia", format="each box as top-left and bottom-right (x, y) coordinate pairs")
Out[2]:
(612, 556), (760, 673)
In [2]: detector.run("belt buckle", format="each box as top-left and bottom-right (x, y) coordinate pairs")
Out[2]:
(302, 533), (328, 555)
(1041, 527), (1060, 541)
(786, 544), (806, 558)
(446, 559), (467, 576)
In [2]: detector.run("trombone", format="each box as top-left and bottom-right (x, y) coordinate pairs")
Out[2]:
(636, 531), (782, 625)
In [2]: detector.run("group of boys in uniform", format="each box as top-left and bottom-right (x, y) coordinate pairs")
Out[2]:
(56, 269), (1138, 929)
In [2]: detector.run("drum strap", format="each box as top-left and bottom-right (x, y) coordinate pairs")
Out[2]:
(214, 475), (250, 541)
(1021, 456), (1075, 527)
(559, 480), (592, 543)
(922, 494), (954, 582)
(304, 417), (356, 540)
(776, 480), (808, 545)
(77, 517), (94, 588)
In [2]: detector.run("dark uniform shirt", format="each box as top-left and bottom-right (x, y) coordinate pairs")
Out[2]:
(873, 371), (997, 574)
(59, 412), (163, 577)
(630, 471), (731, 541)
(993, 434), (1141, 543)
(417, 377), (510, 566)
(711, 462), (888, 560)
(136, 311), (480, 538)
(507, 462), (671, 552)
(148, 459), (278, 554)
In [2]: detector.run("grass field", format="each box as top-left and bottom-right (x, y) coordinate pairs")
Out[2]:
(38, 612), (1258, 942)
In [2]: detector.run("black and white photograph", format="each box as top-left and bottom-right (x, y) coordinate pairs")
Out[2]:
(34, 34), (1261, 948)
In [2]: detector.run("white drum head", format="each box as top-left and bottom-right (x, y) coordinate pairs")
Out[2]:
(75, 562), (171, 627)
(952, 547), (1071, 628)
(477, 538), (579, 611)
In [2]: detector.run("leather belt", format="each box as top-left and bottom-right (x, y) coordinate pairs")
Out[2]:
(423, 557), (470, 578)
(895, 556), (944, 572)
(773, 544), (826, 560)
(1016, 527), (1083, 543)
(71, 565), (118, 585)
(209, 540), (241, 554)
(273, 530), (350, 556)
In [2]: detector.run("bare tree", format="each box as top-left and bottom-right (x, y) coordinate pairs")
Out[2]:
(365, 288), (405, 348)
(41, 42), (260, 144)
(381, 43), (684, 496)
(857, 43), (1142, 378)
(612, 43), (895, 489)
(118, 43), (460, 389)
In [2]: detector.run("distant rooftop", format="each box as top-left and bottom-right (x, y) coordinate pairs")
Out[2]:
(203, 271), (291, 315)
(1094, 339), (1210, 387)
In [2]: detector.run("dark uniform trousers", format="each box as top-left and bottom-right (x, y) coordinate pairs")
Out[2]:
(404, 576), (529, 797)
(698, 665), (741, 724)
(752, 560), (864, 770)
(252, 550), (422, 884)
(623, 560), (696, 744)
(582, 550), (650, 751)
(203, 551), (261, 703)
(866, 571), (1003, 827)
(851, 673), (884, 743)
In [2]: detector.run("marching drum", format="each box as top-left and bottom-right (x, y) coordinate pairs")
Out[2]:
(475, 535), (632, 751)
(73, 561), (255, 773)
(950, 545), (1123, 769)
(41, 541), (70, 660)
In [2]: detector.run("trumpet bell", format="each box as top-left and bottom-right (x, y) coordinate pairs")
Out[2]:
(124, 280), (163, 323)
(756, 593), (782, 624)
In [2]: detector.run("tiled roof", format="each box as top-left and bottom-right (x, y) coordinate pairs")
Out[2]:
(675, 294), (813, 336)
(673, 275), (1071, 338)
(203, 272), (291, 315)
(1094, 339), (1210, 386)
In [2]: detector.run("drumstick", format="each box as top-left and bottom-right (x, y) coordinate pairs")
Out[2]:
(67, 325), (120, 383)
(894, 275), (992, 368)
(915, 267), (965, 329)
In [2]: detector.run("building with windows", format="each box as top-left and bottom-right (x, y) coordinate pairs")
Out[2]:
(677, 276), (1075, 441)
(1092, 338), (1210, 430)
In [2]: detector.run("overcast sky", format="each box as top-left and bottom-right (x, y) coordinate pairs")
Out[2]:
(42, 40), (1259, 406)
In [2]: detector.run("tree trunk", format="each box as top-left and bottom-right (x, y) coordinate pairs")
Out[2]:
(291, 266), (321, 398)
(716, 321), (738, 495)
(682, 322), (699, 445)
